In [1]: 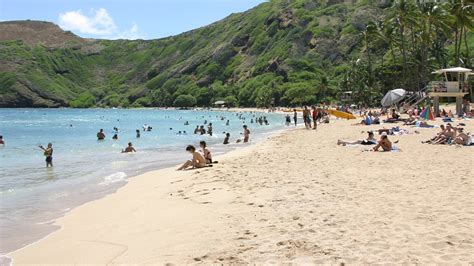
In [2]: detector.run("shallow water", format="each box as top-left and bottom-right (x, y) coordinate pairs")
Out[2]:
(0, 108), (285, 253)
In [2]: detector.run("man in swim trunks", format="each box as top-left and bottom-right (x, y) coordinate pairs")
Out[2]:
(97, 129), (106, 140)
(177, 145), (207, 170)
(39, 143), (53, 167)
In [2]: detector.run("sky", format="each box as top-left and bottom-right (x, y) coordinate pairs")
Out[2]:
(0, 0), (267, 40)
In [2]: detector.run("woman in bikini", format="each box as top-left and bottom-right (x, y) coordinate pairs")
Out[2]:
(199, 141), (212, 164)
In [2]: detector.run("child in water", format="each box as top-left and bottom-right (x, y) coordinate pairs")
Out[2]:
(39, 143), (53, 167)
(177, 145), (207, 170)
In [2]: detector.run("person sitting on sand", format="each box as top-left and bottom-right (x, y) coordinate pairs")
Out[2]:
(122, 142), (136, 153)
(432, 123), (457, 145)
(338, 131), (377, 146)
(97, 129), (106, 140)
(177, 145), (207, 171)
(452, 129), (471, 146)
(199, 141), (212, 164)
(373, 133), (392, 152)
(223, 133), (230, 145)
(39, 143), (53, 167)
(422, 125), (446, 144)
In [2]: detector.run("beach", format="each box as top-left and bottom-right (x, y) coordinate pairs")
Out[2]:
(7, 116), (474, 264)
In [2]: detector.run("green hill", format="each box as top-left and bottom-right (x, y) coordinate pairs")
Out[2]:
(0, 0), (472, 107)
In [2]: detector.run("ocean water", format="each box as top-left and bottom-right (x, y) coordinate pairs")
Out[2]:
(0, 108), (286, 254)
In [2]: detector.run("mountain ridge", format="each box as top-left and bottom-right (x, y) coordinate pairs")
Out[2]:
(1, 0), (470, 108)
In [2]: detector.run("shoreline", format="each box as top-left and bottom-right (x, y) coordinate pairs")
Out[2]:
(0, 108), (285, 256)
(6, 116), (474, 264)
(1, 123), (289, 260)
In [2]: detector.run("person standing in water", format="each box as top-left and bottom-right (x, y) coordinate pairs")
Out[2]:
(293, 109), (297, 126)
(223, 133), (230, 144)
(243, 125), (250, 143)
(136, 129), (141, 138)
(39, 143), (53, 167)
(97, 129), (106, 140)
(0, 135), (4, 145)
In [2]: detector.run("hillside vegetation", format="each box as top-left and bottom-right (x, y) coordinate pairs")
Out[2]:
(0, 0), (472, 107)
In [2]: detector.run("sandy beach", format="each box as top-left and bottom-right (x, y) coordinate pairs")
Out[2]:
(8, 116), (474, 264)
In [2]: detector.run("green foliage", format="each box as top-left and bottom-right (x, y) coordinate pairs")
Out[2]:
(0, 72), (16, 93)
(1, 0), (472, 107)
(173, 94), (197, 107)
(69, 92), (96, 108)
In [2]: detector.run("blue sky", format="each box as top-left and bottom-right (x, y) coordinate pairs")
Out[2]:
(0, 0), (267, 39)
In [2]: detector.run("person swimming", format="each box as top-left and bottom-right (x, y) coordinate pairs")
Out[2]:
(112, 134), (118, 140)
(177, 145), (207, 170)
(39, 143), (53, 167)
(122, 142), (136, 153)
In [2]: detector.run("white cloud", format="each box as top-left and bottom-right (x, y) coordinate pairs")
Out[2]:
(58, 8), (144, 39)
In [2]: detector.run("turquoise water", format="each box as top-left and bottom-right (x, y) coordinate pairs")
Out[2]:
(0, 108), (286, 253)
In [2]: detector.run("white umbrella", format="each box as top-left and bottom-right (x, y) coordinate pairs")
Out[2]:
(381, 89), (407, 107)
(214, 100), (226, 105)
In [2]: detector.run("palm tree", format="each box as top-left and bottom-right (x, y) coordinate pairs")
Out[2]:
(449, 0), (474, 66)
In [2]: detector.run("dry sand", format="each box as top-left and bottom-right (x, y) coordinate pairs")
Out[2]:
(8, 116), (474, 264)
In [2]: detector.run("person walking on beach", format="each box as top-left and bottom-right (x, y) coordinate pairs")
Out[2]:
(122, 142), (136, 153)
(97, 129), (106, 140)
(39, 143), (53, 167)
(293, 109), (297, 126)
(243, 125), (250, 143)
(312, 106), (318, 130)
(303, 106), (311, 129)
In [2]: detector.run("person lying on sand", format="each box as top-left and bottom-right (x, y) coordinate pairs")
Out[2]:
(373, 133), (392, 152)
(337, 131), (377, 146)
(122, 142), (136, 153)
(177, 145), (207, 171)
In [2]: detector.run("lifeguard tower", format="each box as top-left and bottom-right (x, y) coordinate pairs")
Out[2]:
(429, 67), (471, 116)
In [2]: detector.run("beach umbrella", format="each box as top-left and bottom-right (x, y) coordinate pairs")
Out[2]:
(420, 106), (434, 120)
(381, 89), (407, 107)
